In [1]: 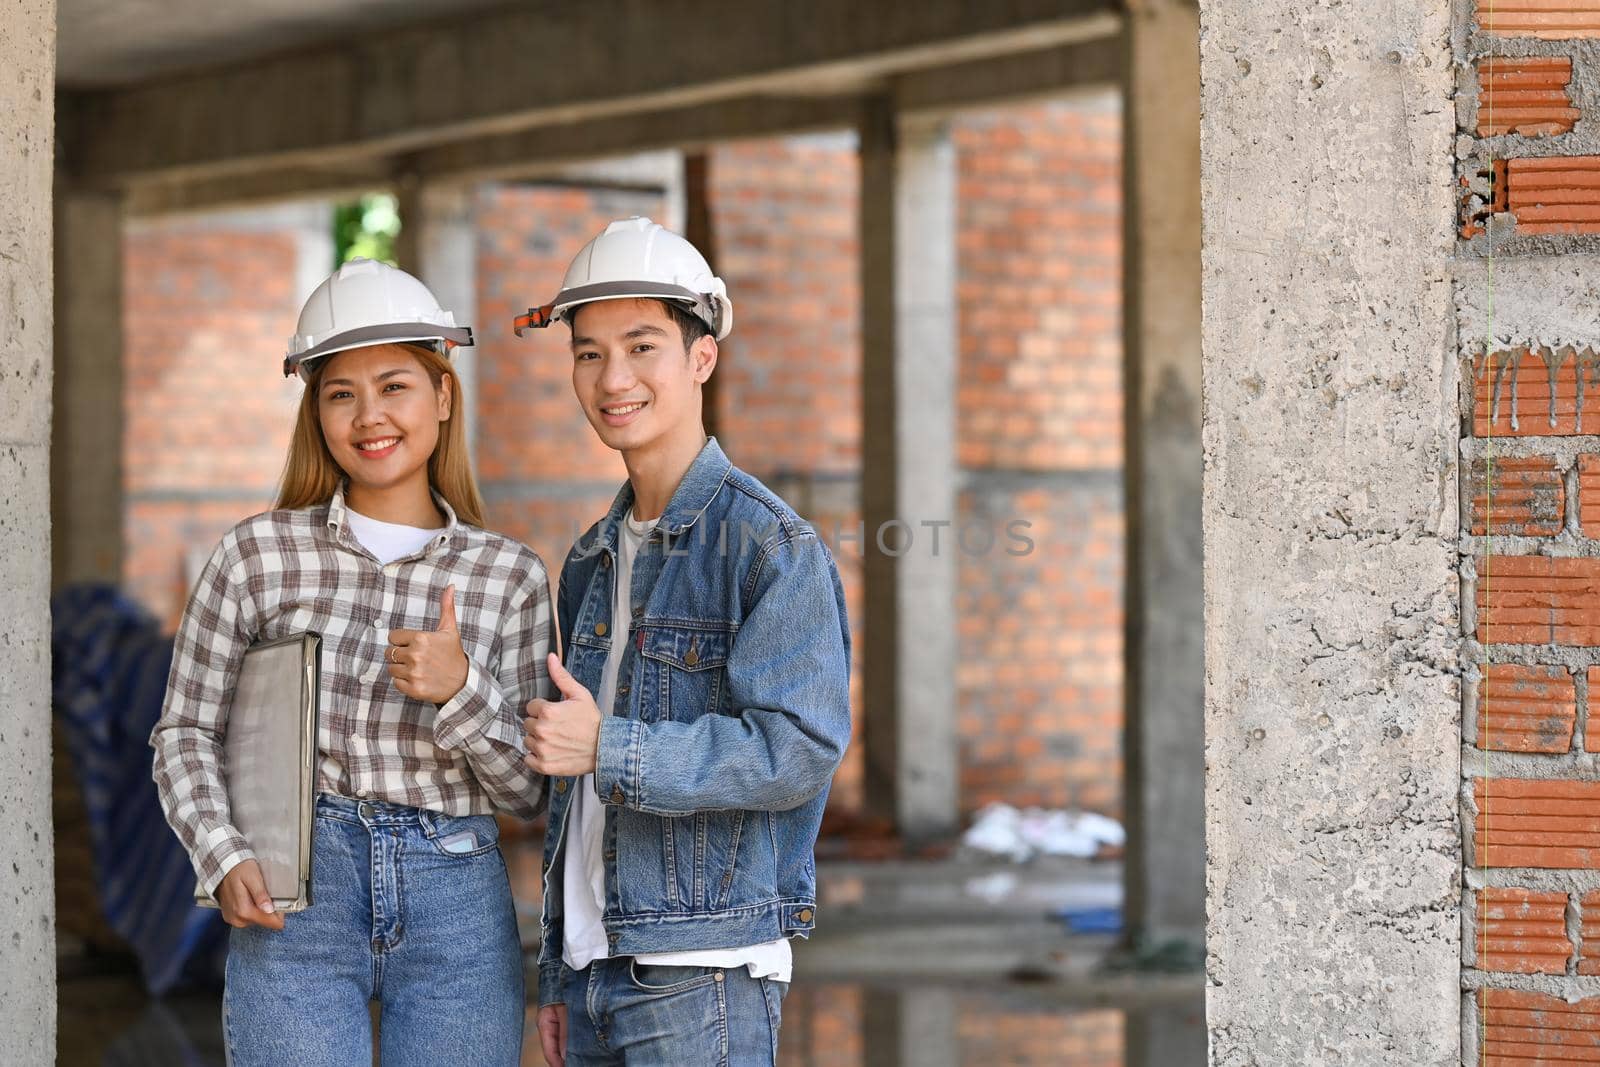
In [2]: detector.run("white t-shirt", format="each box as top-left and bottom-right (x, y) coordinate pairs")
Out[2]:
(346, 508), (445, 565)
(561, 508), (792, 981)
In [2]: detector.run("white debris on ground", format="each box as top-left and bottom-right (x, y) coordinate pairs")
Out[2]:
(960, 803), (1126, 862)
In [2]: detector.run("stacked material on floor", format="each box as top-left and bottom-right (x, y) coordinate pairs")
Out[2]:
(52, 584), (227, 994)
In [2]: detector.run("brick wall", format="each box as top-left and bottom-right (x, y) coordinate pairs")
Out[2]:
(123, 218), (308, 627)
(954, 94), (1124, 816)
(1461, 5), (1600, 1060)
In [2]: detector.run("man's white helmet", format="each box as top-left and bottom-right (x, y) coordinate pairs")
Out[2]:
(514, 216), (732, 341)
(284, 258), (473, 380)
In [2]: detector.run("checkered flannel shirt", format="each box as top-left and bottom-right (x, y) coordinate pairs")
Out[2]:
(151, 486), (552, 895)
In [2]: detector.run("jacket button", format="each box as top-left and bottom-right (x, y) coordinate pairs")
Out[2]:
(594, 622), (608, 636)
(797, 908), (813, 923)
(611, 785), (625, 805)
(555, 779), (569, 794)
(683, 648), (699, 667)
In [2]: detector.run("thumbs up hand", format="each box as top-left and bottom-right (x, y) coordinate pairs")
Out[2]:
(524, 652), (602, 776)
(387, 585), (469, 704)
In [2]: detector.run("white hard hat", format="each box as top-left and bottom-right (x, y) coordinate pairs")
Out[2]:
(284, 258), (473, 380)
(514, 216), (733, 341)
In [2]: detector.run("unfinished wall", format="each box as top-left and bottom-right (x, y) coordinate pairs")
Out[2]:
(1456, 3), (1600, 1061)
(1, 3), (56, 1060)
(1200, 0), (1461, 1061)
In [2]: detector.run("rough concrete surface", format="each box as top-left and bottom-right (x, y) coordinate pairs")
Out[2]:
(1200, 2), (1461, 1063)
(0, 4), (56, 1063)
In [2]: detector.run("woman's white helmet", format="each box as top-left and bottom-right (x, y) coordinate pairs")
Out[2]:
(514, 217), (732, 341)
(284, 258), (473, 380)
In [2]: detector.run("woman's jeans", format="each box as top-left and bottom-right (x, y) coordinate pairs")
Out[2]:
(223, 793), (524, 1067)
(559, 957), (787, 1066)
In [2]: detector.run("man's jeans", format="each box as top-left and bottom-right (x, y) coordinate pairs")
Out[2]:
(222, 793), (524, 1067)
(559, 958), (787, 1066)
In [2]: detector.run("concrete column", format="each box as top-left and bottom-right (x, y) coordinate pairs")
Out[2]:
(2, 2), (58, 1062)
(397, 180), (480, 454)
(52, 189), (124, 588)
(1201, 1), (1459, 1062)
(863, 988), (960, 1067)
(859, 98), (960, 839)
(1120, 0), (1206, 967)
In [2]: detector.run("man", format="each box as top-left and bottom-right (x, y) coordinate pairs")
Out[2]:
(517, 217), (852, 1066)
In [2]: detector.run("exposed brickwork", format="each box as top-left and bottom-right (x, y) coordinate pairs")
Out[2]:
(1578, 455), (1600, 538)
(1476, 555), (1600, 646)
(1472, 347), (1600, 437)
(1470, 455), (1564, 535)
(706, 138), (861, 476)
(1478, 57), (1579, 137)
(1508, 156), (1600, 235)
(959, 1005), (1123, 1067)
(1478, 664), (1575, 753)
(1479, 988), (1600, 1062)
(957, 482), (1122, 815)
(955, 97), (1122, 472)
(1476, 887), (1573, 973)
(1580, 891), (1600, 973)
(1474, 778), (1600, 868)
(1478, 1), (1600, 39)
(123, 224), (303, 624)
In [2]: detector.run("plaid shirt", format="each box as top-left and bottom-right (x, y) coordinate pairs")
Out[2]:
(151, 486), (551, 895)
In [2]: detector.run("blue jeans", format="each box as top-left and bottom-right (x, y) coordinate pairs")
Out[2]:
(222, 793), (524, 1066)
(559, 958), (787, 1066)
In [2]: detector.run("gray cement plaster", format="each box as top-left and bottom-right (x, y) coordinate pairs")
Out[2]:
(1200, 1), (1461, 1062)
(0, 3), (57, 1061)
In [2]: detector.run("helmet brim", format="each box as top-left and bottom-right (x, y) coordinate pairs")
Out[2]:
(285, 322), (474, 379)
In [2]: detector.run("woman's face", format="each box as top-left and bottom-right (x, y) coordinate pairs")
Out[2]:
(316, 344), (451, 495)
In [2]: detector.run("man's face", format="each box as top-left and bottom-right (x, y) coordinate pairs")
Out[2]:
(569, 298), (715, 455)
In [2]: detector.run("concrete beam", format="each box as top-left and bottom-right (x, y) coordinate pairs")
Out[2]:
(1200, 0), (1460, 1060)
(860, 98), (960, 839)
(63, 0), (1118, 187)
(114, 33), (1123, 220)
(51, 189), (125, 589)
(1, 2), (58, 1061)
(1120, 0), (1205, 972)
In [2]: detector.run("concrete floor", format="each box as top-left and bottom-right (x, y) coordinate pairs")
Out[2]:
(55, 851), (1204, 1066)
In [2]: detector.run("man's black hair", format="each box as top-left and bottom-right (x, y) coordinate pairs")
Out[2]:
(568, 298), (712, 349)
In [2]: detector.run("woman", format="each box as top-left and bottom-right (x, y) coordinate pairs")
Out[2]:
(151, 258), (548, 1066)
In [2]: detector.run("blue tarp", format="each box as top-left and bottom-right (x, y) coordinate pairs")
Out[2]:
(52, 584), (228, 995)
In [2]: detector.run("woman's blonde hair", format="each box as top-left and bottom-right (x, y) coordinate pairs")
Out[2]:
(275, 342), (486, 527)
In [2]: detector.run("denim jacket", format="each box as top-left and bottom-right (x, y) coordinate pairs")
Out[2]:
(536, 438), (852, 1003)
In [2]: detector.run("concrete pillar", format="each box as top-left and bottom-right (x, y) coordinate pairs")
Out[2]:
(859, 98), (960, 838)
(1201, 1), (1459, 1062)
(2, 2), (57, 1062)
(863, 988), (960, 1067)
(396, 180), (480, 454)
(1120, 0), (1206, 970)
(52, 189), (124, 588)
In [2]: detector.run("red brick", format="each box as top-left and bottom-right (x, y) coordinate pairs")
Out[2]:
(1479, 2), (1600, 39)
(1474, 778), (1600, 868)
(1580, 891), (1600, 973)
(1478, 57), (1579, 136)
(1508, 156), (1600, 235)
(1476, 887), (1572, 973)
(1479, 987), (1600, 1064)
(1473, 348), (1600, 437)
(1470, 456), (1565, 535)
(1477, 555), (1600, 646)
(1478, 664), (1575, 752)
(1577, 456), (1600, 538)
